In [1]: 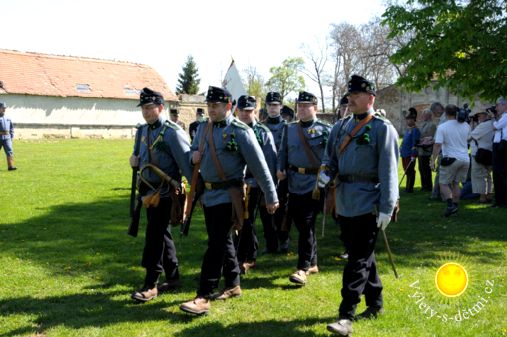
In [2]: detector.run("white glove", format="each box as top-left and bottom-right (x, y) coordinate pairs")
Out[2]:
(376, 212), (391, 230)
(317, 171), (331, 188)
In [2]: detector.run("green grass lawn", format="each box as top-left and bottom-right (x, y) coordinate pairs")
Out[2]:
(0, 139), (505, 337)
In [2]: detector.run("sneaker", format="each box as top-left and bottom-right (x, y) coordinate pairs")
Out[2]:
(212, 285), (242, 300)
(307, 265), (319, 274)
(179, 297), (210, 315)
(157, 279), (180, 293)
(8, 167), (17, 171)
(131, 286), (158, 302)
(338, 252), (349, 260)
(444, 204), (458, 217)
(289, 270), (307, 285)
(356, 306), (384, 320)
(240, 261), (256, 274)
(327, 318), (353, 336)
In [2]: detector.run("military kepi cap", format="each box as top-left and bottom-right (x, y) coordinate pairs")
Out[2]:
(237, 95), (257, 110)
(265, 92), (282, 104)
(0, 102), (6, 108)
(138, 87), (164, 107)
(347, 75), (376, 96)
(170, 108), (179, 115)
(281, 105), (295, 118)
(340, 95), (348, 106)
(296, 91), (317, 104)
(206, 86), (232, 103)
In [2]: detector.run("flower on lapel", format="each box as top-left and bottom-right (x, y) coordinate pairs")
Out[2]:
(356, 125), (372, 145)
(225, 132), (239, 152)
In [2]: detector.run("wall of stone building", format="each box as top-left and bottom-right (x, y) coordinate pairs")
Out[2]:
(375, 84), (493, 134)
(172, 94), (207, 130)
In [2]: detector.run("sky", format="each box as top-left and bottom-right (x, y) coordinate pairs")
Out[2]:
(1, 0), (386, 96)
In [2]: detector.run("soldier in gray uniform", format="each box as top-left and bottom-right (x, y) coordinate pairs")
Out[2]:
(320, 75), (399, 336)
(277, 91), (332, 285)
(235, 95), (277, 273)
(263, 91), (290, 253)
(129, 88), (193, 302)
(180, 86), (279, 316)
(0, 102), (17, 171)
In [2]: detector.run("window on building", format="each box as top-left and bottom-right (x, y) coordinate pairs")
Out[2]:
(76, 84), (91, 93)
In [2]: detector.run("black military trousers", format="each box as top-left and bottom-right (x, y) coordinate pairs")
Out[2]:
(258, 179), (290, 253)
(338, 213), (383, 319)
(418, 155), (433, 191)
(288, 191), (321, 271)
(198, 203), (240, 297)
(142, 197), (179, 288)
(236, 187), (260, 263)
(492, 143), (507, 206)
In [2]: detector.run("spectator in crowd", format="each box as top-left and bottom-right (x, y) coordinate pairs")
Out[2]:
(417, 109), (437, 192)
(429, 102), (446, 200)
(492, 97), (507, 208)
(468, 109), (495, 203)
(430, 105), (471, 216)
(399, 108), (420, 193)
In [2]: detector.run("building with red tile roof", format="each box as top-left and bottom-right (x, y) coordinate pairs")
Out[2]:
(0, 49), (179, 138)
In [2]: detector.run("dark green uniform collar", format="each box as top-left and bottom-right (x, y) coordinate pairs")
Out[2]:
(299, 118), (315, 128)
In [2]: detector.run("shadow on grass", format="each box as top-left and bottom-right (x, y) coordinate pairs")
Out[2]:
(0, 191), (505, 335)
(172, 317), (334, 337)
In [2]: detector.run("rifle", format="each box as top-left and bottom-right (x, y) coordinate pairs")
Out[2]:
(128, 124), (142, 237)
(180, 122), (210, 236)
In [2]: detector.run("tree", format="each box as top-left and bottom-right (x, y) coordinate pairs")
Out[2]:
(266, 57), (305, 102)
(176, 55), (200, 95)
(301, 39), (328, 112)
(243, 66), (266, 102)
(382, 0), (507, 101)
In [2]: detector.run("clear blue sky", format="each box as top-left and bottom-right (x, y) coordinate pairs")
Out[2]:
(2, 0), (385, 96)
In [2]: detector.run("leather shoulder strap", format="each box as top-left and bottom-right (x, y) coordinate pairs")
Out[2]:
(296, 123), (320, 167)
(339, 113), (374, 154)
(207, 125), (227, 181)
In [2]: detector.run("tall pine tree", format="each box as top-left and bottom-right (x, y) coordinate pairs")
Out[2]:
(176, 55), (200, 95)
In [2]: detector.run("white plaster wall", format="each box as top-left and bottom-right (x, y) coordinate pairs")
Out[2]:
(2, 94), (148, 126)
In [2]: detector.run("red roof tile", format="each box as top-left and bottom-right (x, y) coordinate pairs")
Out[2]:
(0, 49), (177, 101)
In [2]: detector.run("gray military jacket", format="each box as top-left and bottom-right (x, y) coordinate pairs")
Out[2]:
(322, 111), (399, 217)
(245, 120), (277, 188)
(191, 113), (278, 207)
(264, 115), (286, 150)
(278, 118), (331, 194)
(134, 117), (192, 198)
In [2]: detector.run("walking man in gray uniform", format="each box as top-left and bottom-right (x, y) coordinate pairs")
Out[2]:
(129, 88), (193, 302)
(262, 91), (289, 253)
(320, 75), (399, 336)
(235, 95), (277, 273)
(277, 91), (332, 285)
(179, 86), (278, 315)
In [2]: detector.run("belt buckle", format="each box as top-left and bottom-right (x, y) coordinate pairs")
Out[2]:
(298, 167), (306, 174)
(205, 182), (212, 190)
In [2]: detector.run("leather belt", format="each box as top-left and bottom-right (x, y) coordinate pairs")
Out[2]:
(288, 165), (319, 175)
(204, 179), (244, 190)
(0, 131), (9, 135)
(338, 175), (379, 184)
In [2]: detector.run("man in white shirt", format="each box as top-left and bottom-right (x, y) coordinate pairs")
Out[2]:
(430, 105), (471, 216)
(492, 96), (507, 207)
